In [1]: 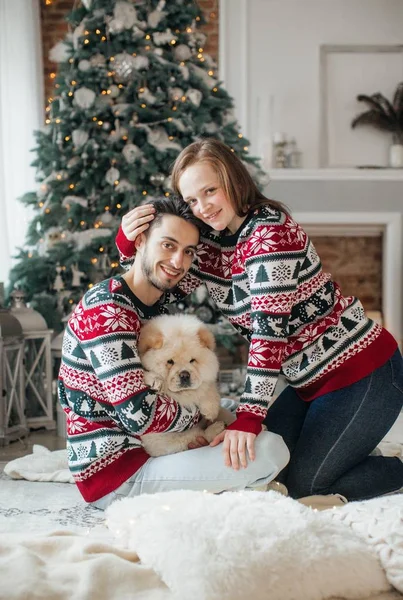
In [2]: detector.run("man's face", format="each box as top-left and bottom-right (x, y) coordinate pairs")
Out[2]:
(140, 214), (199, 292)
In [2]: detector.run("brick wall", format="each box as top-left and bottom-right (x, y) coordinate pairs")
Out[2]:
(311, 235), (382, 311)
(40, 0), (219, 102)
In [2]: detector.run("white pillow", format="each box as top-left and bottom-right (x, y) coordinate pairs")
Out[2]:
(4, 444), (73, 483)
(105, 490), (390, 600)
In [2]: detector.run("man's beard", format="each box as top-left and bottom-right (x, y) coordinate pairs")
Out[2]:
(141, 255), (180, 292)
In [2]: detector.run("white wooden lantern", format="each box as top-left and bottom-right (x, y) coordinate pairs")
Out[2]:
(0, 285), (27, 445)
(10, 289), (55, 430)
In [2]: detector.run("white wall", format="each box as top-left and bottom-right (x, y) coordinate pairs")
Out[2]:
(220, 0), (403, 168)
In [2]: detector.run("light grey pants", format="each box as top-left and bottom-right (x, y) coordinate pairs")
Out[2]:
(92, 428), (290, 510)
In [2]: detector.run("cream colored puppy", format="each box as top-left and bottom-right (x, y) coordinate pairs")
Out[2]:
(138, 314), (234, 457)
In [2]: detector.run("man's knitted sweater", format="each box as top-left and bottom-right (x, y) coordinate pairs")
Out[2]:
(116, 206), (397, 436)
(58, 276), (201, 502)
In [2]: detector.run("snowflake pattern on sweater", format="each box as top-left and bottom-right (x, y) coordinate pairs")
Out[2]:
(116, 206), (397, 436)
(58, 276), (201, 502)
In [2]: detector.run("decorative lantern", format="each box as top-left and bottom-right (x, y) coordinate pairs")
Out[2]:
(0, 284), (27, 445)
(10, 289), (55, 430)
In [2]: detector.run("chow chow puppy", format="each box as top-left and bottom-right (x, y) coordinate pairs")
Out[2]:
(138, 314), (234, 457)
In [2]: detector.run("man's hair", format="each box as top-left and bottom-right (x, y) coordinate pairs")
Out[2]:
(145, 196), (204, 237)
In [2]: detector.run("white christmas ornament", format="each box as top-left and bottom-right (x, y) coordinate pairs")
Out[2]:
(223, 109), (236, 125)
(90, 53), (106, 68)
(174, 44), (191, 62)
(49, 41), (71, 63)
(44, 227), (62, 249)
(163, 176), (172, 190)
(187, 88), (203, 107)
(109, 118), (127, 142)
(81, 0), (92, 8)
(95, 95), (114, 109)
(203, 121), (219, 134)
(95, 211), (118, 227)
(195, 32), (207, 47)
(179, 64), (189, 81)
(78, 59), (91, 72)
(148, 9), (166, 28)
(169, 87), (184, 101)
(106, 17), (125, 34)
(153, 30), (176, 46)
(67, 157), (80, 169)
(116, 179), (135, 192)
(190, 63), (218, 89)
(133, 55), (149, 70)
(122, 143), (142, 163)
(72, 228), (113, 250)
(112, 53), (137, 83)
(110, 125), (128, 142)
(171, 118), (188, 132)
(72, 129), (89, 148)
(153, 54), (169, 66)
(114, 1), (138, 28)
(147, 127), (182, 151)
(53, 266), (65, 293)
(138, 87), (157, 105)
(72, 22), (86, 50)
(105, 167), (120, 185)
(37, 172), (56, 197)
(71, 264), (86, 287)
(74, 87), (96, 109)
(62, 196), (88, 209)
(132, 25), (145, 40)
(108, 84), (120, 98)
(111, 103), (132, 116)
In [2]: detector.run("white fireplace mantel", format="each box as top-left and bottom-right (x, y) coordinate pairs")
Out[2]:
(270, 169), (403, 181)
(293, 212), (402, 345)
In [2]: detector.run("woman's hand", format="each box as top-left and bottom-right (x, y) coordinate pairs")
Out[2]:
(210, 429), (256, 470)
(121, 204), (156, 241)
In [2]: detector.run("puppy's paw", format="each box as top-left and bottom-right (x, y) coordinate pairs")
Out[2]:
(200, 404), (220, 422)
(143, 371), (164, 392)
(203, 421), (225, 442)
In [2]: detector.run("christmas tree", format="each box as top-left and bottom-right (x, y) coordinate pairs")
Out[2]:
(8, 0), (266, 339)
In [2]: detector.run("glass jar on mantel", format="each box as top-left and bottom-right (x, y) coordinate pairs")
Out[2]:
(10, 289), (55, 430)
(0, 284), (27, 445)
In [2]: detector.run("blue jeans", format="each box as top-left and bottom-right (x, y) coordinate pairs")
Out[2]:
(92, 428), (290, 510)
(263, 349), (403, 501)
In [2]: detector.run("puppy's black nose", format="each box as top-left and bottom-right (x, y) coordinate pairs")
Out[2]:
(179, 370), (191, 386)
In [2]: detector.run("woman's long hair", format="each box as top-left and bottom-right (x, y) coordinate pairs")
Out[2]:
(171, 138), (288, 217)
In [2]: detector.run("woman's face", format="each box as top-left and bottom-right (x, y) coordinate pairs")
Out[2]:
(178, 161), (245, 233)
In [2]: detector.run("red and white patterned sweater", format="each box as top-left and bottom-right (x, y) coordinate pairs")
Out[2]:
(58, 276), (201, 502)
(116, 206), (397, 436)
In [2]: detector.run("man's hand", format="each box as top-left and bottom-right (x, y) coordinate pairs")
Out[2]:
(210, 429), (257, 470)
(122, 204), (155, 241)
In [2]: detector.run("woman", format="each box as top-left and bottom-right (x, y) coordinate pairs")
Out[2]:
(116, 138), (403, 501)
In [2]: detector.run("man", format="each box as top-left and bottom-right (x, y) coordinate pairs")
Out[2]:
(59, 197), (289, 509)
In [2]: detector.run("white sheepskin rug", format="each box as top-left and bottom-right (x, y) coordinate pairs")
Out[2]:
(105, 490), (403, 600)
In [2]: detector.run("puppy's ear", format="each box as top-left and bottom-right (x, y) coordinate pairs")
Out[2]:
(197, 326), (216, 350)
(138, 325), (164, 355)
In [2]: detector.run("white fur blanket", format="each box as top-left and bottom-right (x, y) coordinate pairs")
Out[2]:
(1, 490), (403, 600)
(104, 490), (403, 600)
